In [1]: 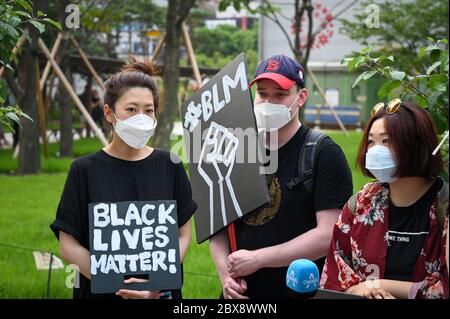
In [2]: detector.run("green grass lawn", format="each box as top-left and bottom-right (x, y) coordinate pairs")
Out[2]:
(0, 130), (370, 299)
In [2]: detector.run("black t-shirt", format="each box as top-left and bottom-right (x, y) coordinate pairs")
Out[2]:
(234, 125), (353, 299)
(385, 178), (443, 281)
(50, 149), (197, 299)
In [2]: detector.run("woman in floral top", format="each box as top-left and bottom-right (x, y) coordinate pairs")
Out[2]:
(320, 100), (448, 299)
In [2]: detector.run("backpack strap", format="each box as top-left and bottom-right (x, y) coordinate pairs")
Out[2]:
(286, 129), (327, 198)
(347, 193), (358, 216)
(437, 182), (449, 229)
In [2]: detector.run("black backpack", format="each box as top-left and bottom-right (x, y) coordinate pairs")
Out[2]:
(286, 129), (328, 196)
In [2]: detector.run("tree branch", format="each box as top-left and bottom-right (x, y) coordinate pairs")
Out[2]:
(261, 0), (295, 54)
(294, 0), (303, 57)
(304, 0), (313, 65)
(177, 0), (196, 25)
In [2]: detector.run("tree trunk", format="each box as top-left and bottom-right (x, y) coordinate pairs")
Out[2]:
(57, 63), (74, 157)
(57, 0), (73, 157)
(153, 2), (182, 151)
(17, 1), (45, 174)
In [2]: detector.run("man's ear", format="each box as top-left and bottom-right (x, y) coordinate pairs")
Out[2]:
(296, 88), (308, 109)
(104, 104), (114, 124)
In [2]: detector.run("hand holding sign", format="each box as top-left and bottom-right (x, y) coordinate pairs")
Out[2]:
(116, 278), (164, 299)
(198, 122), (243, 235)
(181, 53), (269, 243)
(89, 200), (181, 294)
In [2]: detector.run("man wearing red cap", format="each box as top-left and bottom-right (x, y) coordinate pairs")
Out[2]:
(209, 55), (353, 299)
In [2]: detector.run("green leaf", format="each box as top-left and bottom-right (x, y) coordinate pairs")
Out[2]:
(361, 46), (375, 54)
(435, 83), (447, 92)
(428, 74), (447, 89)
(354, 56), (366, 68)
(15, 0), (33, 12)
(21, 112), (33, 122)
(5, 112), (20, 123)
(427, 91), (442, 109)
(440, 54), (449, 74)
(8, 16), (21, 27)
(427, 61), (441, 74)
(437, 39), (448, 45)
(42, 18), (62, 31)
(363, 70), (377, 80)
(341, 57), (354, 66)
(429, 109), (448, 134)
(352, 71), (367, 88)
(12, 10), (32, 20)
(416, 95), (427, 107)
(426, 37), (435, 43)
(430, 49), (442, 62)
(29, 20), (45, 34)
(37, 11), (46, 17)
(418, 47), (427, 60)
(0, 22), (20, 38)
(390, 70), (406, 81)
(377, 80), (402, 99)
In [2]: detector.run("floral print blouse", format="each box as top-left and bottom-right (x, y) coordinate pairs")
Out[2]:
(320, 182), (449, 299)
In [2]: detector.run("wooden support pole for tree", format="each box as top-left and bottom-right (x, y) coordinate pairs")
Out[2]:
(181, 23), (202, 88)
(0, 34), (27, 78)
(35, 61), (49, 158)
(40, 32), (63, 89)
(306, 68), (349, 136)
(70, 35), (106, 91)
(150, 34), (166, 62)
(38, 38), (108, 146)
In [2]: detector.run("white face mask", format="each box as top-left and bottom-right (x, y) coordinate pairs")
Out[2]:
(254, 95), (299, 132)
(113, 113), (157, 149)
(365, 145), (398, 183)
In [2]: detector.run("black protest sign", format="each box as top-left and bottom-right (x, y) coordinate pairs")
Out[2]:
(88, 200), (181, 294)
(180, 53), (269, 243)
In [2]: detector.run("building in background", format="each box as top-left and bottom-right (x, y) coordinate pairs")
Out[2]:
(258, 0), (380, 127)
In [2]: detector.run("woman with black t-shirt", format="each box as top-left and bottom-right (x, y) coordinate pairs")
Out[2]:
(320, 100), (448, 299)
(50, 59), (197, 299)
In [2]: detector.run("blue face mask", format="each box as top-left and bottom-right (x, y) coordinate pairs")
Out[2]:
(365, 145), (398, 183)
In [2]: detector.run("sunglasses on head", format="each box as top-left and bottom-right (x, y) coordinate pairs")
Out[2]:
(371, 98), (402, 117)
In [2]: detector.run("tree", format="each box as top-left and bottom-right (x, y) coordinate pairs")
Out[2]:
(1, 0), (60, 174)
(153, 0), (196, 151)
(192, 23), (258, 74)
(0, 0), (58, 132)
(340, 0), (449, 74)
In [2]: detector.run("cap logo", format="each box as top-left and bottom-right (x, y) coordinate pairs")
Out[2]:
(266, 59), (280, 71)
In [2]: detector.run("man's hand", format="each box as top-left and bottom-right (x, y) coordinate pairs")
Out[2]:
(116, 278), (164, 299)
(222, 276), (248, 299)
(227, 249), (262, 278)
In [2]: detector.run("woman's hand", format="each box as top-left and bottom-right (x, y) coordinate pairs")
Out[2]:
(346, 282), (395, 299)
(116, 278), (164, 299)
